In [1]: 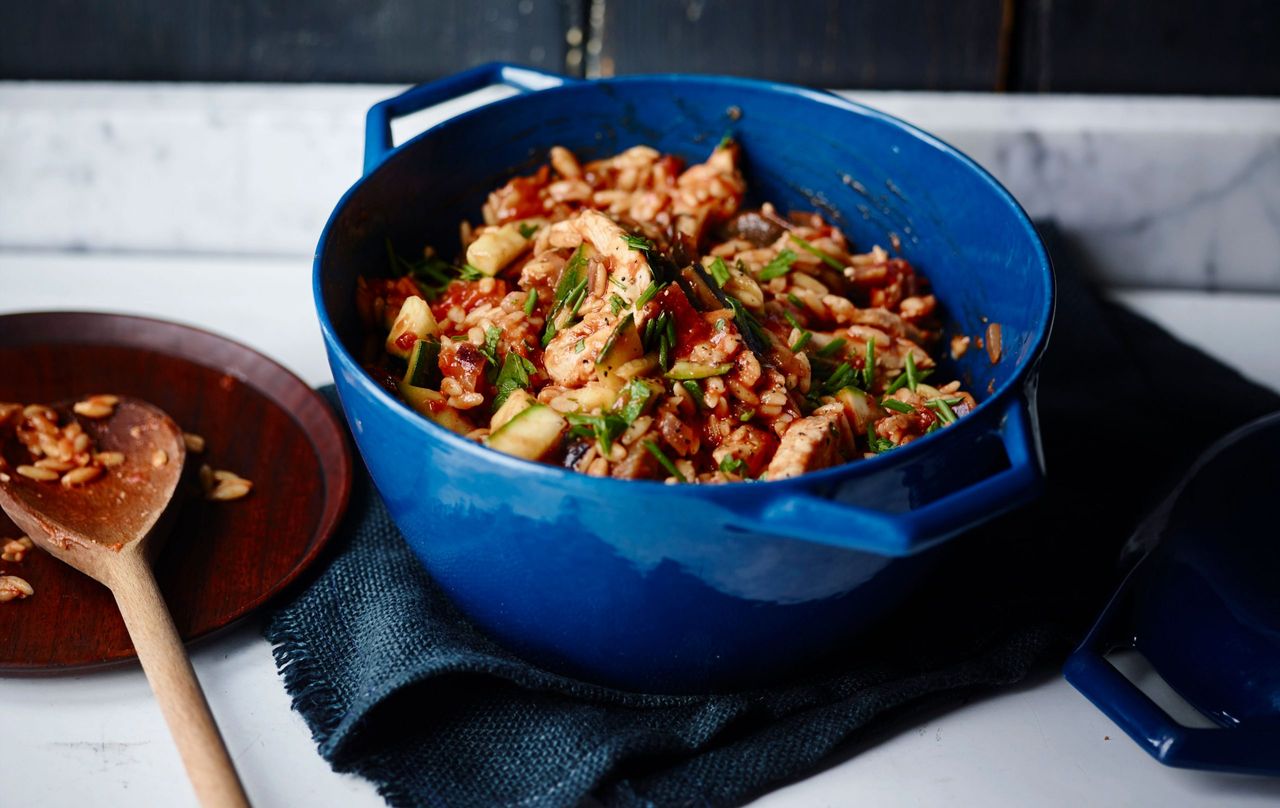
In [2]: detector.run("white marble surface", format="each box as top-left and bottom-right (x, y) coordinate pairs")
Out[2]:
(1, 82), (1278, 290)
(1, 252), (1279, 808)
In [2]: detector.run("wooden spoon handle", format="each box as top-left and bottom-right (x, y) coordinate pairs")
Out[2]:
(111, 553), (251, 808)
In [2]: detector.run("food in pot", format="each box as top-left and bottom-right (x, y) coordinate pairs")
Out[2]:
(356, 141), (975, 482)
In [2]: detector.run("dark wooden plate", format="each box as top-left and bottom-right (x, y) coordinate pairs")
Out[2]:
(0, 312), (351, 672)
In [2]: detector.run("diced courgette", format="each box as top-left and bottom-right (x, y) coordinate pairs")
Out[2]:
(664, 360), (733, 380)
(490, 388), (536, 433)
(397, 381), (472, 435)
(835, 387), (885, 433)
(404, 338), (441, 388)
(486, 403), (567, 461)
(385, 295), (439, 358)
(465, 218), (546, 276)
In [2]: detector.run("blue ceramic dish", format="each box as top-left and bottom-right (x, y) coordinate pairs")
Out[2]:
(1065, 413), (1280, 775)
(314, 63), (1055, 693)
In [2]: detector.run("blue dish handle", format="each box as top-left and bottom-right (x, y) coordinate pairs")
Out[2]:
(733, 393), (1043, 557)
(1064, 620), (1280, 774)
(364, 62), (578, 175)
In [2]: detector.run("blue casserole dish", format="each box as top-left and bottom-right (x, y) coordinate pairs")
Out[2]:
(314, 63), (1055, 693)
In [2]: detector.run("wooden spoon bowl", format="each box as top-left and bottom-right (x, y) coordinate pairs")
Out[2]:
(0, 397), (249, 808)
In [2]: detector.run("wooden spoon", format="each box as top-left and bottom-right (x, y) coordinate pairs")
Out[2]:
(0, 397), (250, 808)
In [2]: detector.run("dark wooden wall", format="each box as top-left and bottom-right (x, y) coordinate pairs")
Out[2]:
(2, 0), (1276, 94)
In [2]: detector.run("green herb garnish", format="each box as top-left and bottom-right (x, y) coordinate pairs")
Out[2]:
(739, 409), (755, 422)
(867, 424), (896, 454)
(518, 221), (538, 239)
(642, 440), (686, 481)
(790, 331), (812, 352)
(492, 352), (537, 410)
(925, 397), (958, 425)
(618, 378), (655, 424)
(479, 326), (502, 366)
(635, 281), (662, 309)
(816, 337), (846, 358)
(574, 339), (585, 354)
(788, 234), (844, 269)
(863, 337), (876, 389)
(819, 362), (859, 396)
(609, 293), (628, 316)
(717, 132), (733, 149)
(786, 293), (803, 308)
(568, 412), (628, 455)
(758, 249), (798, 281)
(459, 264), (486, 281)
(542, 245), (588, 345)
(622, 234), (654, 251)
(523, 289), (538, 316)
(727, 297), (769, 346)
(719, 455), (747, 475)
(681, 379), (705, 408)
(708, 257), (731, 288)
(783, 309), (805, 331)
(882, 399), (915, 415)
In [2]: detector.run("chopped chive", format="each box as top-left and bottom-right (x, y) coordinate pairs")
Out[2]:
(758, 249), (798, 281)
(926, 421), (940, 434)
(681, 379), (705, 408)
(665, 315), (677, 348)
(622, 234), (654, 251)
(518, 221), (538, 239)
(863, 337), (876, 389)
(926, 397), (958, 424)
(609, 293), (628, 315)
(905, 350), (919, 392)
(816, 337), (846, 358)
(739, 409), (755, 422)
(459, 264), (486, 281)
(787, 293), (804, 308)
(708, 256), (731, 288)
(658, 331), (670, 370)
(783, 309), (805, 330)
(568, 279), (588, 318)
(643, 440), (686, 482)
(609, 276), (628, 291)
(882, 399), (915, 414)
(714, 318), (726, 332)
(882, 371), (910, 397)
(790, 331), (812, 352)
(635, 281), (661, 309)
(523, 290), (538, 316)
(574, 339), (585, 354)
(788, 234), (844, 269)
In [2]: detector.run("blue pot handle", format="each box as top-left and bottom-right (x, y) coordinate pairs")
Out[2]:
(364, 62), (578, 175)
(1063, 607), (1280, 773)
(734, 393), (1043, 557)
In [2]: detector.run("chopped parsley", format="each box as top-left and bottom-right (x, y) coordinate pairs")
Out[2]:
(708, 256), (731, 288)
(642, 440), (686, 482)
(622, 233), (654, 251)
(867, 424), (896, 454)
(739, 409), (755, 422)
(609, 293), (628, 315)
(788, 234), (844, 269)
(492, 352), (537, 410)
(479, 326), (502, 366)
(524, 289), (538, 316)
(618, 378), (655, 424)
(567, 412), (628, 455)
(719, 455), (747, 475)
(517, 221), (539, 239)
(573, 339), (585, 354)
(758, 249), (798, 281)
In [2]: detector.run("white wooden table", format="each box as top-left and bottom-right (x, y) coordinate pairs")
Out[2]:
(2, 83), (1279, 807)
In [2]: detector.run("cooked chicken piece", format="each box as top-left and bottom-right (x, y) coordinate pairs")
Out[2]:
(519, 249), (569, 295)
(765, 403), (852, 479)
(543, 209), (654, 305)
(542, 310), (617, 387)
(712, 424), (778, 478)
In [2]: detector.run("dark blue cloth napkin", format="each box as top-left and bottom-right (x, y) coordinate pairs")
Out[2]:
(266, 234), (1279, 808)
